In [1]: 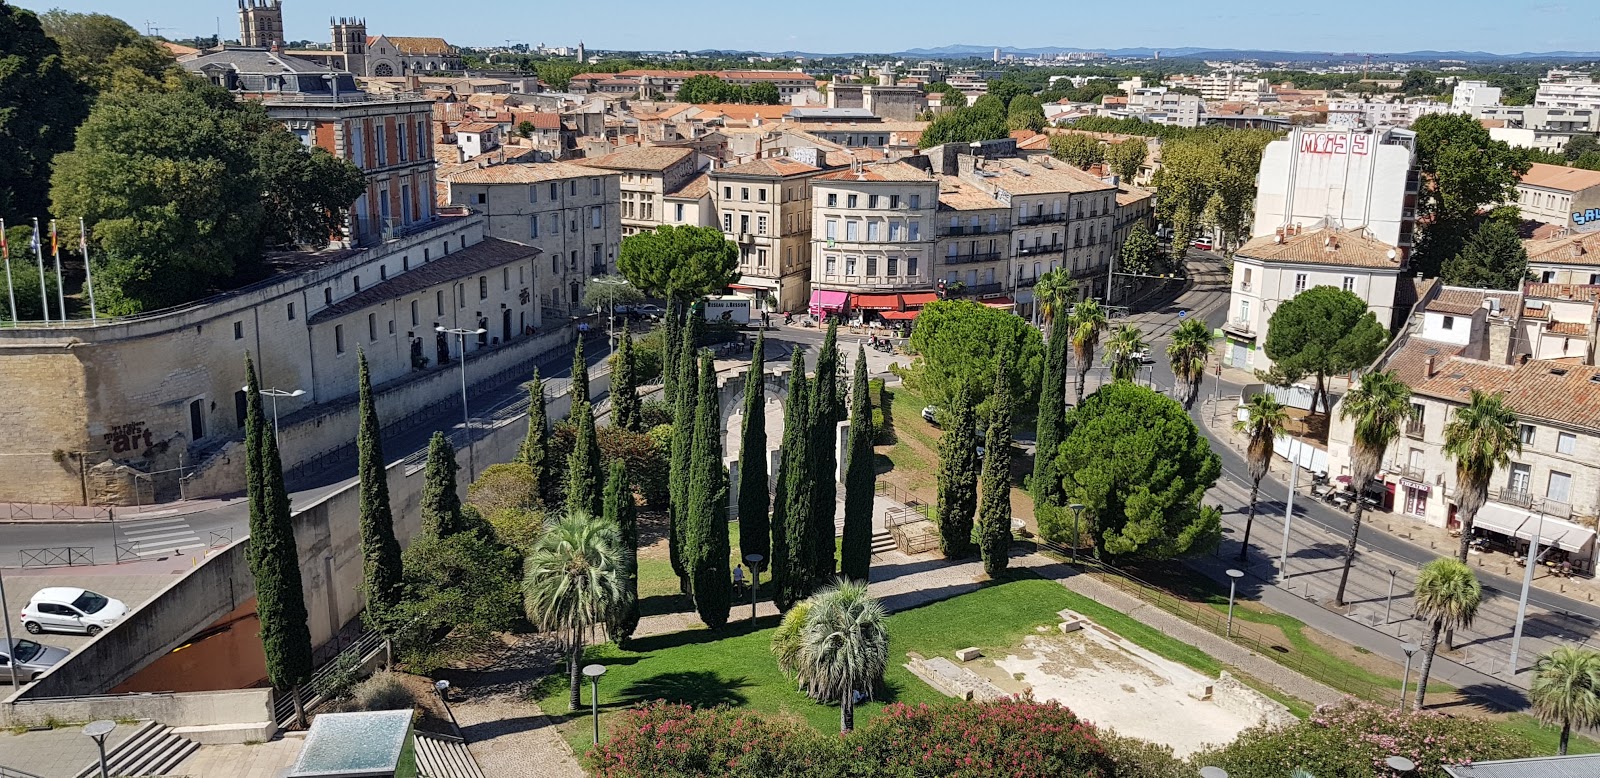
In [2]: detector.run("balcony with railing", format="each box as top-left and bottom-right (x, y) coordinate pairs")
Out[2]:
(1404, 417), (1424, 439)
(1222, 318), (1255, 336)
(941, 251), (1003, 265)
(1017, 212), (1069, 226)
(1016, 243), (1064, 257)
(1386, 462), (1426, 482)
(1493, 487), (1534, 509)
(959, 282), (1005, 296)
(1016, 275), (1041, 288)
(941, 224), (1006, 236)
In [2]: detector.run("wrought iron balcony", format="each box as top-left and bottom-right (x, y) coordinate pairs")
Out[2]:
(1016, 243), (1064, 257)
(942, 251), (1003, 265)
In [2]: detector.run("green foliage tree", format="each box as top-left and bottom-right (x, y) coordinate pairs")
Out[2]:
(566, 401), (603, 519)
(517, 370), (551, 504)
(516, 120), (535, 138)
(1117, 221), (1164, 277)
(38, 10), (181, 93)
(771, 348), (814, 609)
(1057, 382), (1222, 559)
(1441, 218), (1530, 290)
(1564, 133), (1598, 162)
(356, 351), (403, 632)
(1411, 113), (1530, 277)
(810, 323), (841, 581)
(0, 238), (61, 322)
(840, 346), (875, 583)
(1007, 93), (1046, 132)
(612, 330), (642, 432)
(618, 225), (740, 305)
(1104, 323), (1148, 384)
(1444, 389), (1522, 563)
(252, 128), (368, 248)
(581, 274), (644, 316)
(391, 520), (521, 673)
(465, 463), (541, 550)
(243, 355), (313, 705)
(1106, 138), (1148, 181)
(746, 81), (781, 104)
(603, 459), (641, 643)
(662, 297), (681, 407)
(571, 336), (590, 406)
(1233, 393), (1288, 564)
(420, 432), (468, 537)
(794, 581), (889, 732)
(0, 4), (91, 218)
(917, 102), (1010, 149)
(925, 81), (967, 108)
(738, 332), (770, 564)
(1333, 370), (1415, 606)
(976, 352), (1015, 577)
(677, 73), (732, 103)
(1165, 318), (1213, 410)
(906, 300), (1043, 425)
(1032, 309), (1071, 517)
(668, 316), (700, 592)
(523, 513), (627, 711)
(1049, 133), (1104, 169)
(1262, 286), (1388, 417)
(1032, 268), (1076, 331)
(986, 79), (1032, 108)
(1068, 299), (1108, 405)
(686, 353), (731, 626)
(1412, 558), (1482, 711)
(1153, 130), (1274, 258)
(1530, 646), (1600, 755)
(935, 384), (980, 559)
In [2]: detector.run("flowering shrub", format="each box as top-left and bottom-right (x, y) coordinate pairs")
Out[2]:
(851, 696), (1116, 778)
(1192, 697), (1533, 778)
(587, 701), (838, 778)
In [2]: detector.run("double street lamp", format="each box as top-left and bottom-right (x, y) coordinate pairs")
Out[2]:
(437, 326), (487, 482)
(242, 386), (307, 446)
(589, 276), (631, 360)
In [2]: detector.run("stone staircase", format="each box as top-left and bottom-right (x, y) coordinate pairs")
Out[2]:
(414, 731), (487, 778)
(833, 517), (897, 556)
(71, 721), (198, 778)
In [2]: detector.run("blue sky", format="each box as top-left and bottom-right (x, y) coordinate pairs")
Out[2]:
(18, 1), (1590, 55)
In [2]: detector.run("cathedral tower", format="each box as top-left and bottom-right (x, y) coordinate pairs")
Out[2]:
(238, 0), (284, 48)
(331, 16), (368, 75)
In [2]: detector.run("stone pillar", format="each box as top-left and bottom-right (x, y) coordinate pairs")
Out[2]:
(835, 420), (850, 484)
(769, 449), (781, 493)
(727, 458), (740, 519)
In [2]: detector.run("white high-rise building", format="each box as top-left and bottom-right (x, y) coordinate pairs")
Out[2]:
(1251, 125), (1420, 253)
(1452, 79), (1502, 110)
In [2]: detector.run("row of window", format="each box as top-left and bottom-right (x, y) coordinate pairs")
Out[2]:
(823, 192), (923, 210)
(347, 117), (429, 171)
(529, 178), (605, 203)
(333, 265), (533, 354)
(821, 255), (922, 278)
(823, 219), (923, 242)
(1241, 268), (1362, 296)
(528, 207), (607, 238)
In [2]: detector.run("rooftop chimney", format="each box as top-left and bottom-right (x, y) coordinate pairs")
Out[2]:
(1425, 355), (1436, 378)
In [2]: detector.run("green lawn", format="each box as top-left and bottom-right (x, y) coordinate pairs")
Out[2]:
(1210, 601), (1452, 697)
(1497, 713), (1600, 756)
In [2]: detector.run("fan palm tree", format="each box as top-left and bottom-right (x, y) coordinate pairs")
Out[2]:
(1531, 646), (1600, 755)
(1334, 370), (1416, 606)
(1233, 393), (1289, 563)
(1166, 318), (1214, 410)
(1105, 324), (1148, 384)
(1034, 270), (1077, 335)
(1444, 390), (1522, 563)
(1069, 299), (1108, 404)
(1412, 558), (1481, 712)
(522, 513), (628, 711)
(794, 580), (889, 732)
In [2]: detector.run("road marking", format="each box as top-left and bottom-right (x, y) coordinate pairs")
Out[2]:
(134, 543), (206, 557)
(119, 517), (205, 557)
(118, 529), (197, 543)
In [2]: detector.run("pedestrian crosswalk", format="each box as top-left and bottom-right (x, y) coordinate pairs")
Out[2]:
(119, 517), (206, 558)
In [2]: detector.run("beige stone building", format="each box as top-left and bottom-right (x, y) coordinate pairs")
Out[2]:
(809, 162), (940, 317)
(579, 146), (702, 236)
(710, 157), (825, 313)
(934, 176), (1011, 300)
(1524, 230), (1600, 286)
(443, 161), (622, 314)
(1514, 163), (1600, 230)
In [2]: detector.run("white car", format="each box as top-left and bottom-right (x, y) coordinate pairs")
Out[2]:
(21, 588), (129, 636)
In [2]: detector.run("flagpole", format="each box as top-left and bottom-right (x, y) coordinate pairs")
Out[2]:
(1, 219), (16, 325)
(32, 218), (48, 323)
(51, 220), (65, 320)
(80, 218), (97, 322)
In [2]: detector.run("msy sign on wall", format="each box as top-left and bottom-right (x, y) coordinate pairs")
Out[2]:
(1299, 132), (1372, 155)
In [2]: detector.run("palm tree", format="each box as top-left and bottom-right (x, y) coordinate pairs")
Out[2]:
(1166, 318), (1213, 410)
(795, 580), (889, 732)
(1034, 269), (1077, 336)
(1444, 390), (1522, 563)
(522, 513), (628, 712)
(1334, 371), (1415, 606)
(1530, 646), (1600, 755)
(1105, 324), (1148, 384)
(1069, 299), (1108, 404)
(1233, 393), (1288, 563)
(1412, 558), (1481, 712)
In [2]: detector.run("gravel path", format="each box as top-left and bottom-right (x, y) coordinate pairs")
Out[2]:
(453, 697), (586, 778)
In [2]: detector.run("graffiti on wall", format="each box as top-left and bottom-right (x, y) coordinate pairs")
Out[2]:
(104, 421), (155, 454)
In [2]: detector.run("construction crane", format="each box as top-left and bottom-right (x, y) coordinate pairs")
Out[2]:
(145, 21), (170, 37)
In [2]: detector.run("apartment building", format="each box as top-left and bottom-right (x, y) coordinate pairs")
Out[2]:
(1514, 163), (1600, 230)
(1327, 284), (1600, 572)
(1221, 226), (1406, 370)
(709, 157), (824, 313)
(1452, 80), (1503, 110)
(1106, 88), (1205, 128)
(1536, 74), (1600, 112)
(1476, 105), (1600, 152)
(1163, 73), (1271, 103)
(934, 177), (1012, 302)
(1252, 125), (1420, 253)
(1324, 100), (1452, 129)
(443, 161), (622, 311)
(1524, 231), (1600, 285)
(579, 146), (701, 236)
(568, 69), (815, 100)
(1109, 185), (1157, 304)
(809, 162), (939, 317)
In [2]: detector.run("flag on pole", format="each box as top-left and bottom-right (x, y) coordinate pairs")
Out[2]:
(80, 218), (97, 322)
(1, 218), (16, 325)
(31, 218), (49, 324)
(50, 219), (65, 321)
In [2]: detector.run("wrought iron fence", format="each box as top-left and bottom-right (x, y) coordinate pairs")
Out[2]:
(273, 627), (389, 729)
(19, 547), (94, 568)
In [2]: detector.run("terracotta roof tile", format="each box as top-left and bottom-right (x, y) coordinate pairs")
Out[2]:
(1520, 163), (1600, 193)
(715, 158), (821, 177)
(936, 176), (1004, 211)
(378, 36), (457, 55)
(1426, 287), (1520, 315)
(308, 238), (537, 325)
(816, 161), (932, 182)
(1524, 231), (1600, 268)
(1409, 357), (1600, 430)
(1550, 320), (1589, 335)
(967, 157), (1115, 195)
(444, 161), (610, 185)
(665, 172), (709, 199)
(1236, 227), (1401, 270)
(581, 145), (694, 171)
(1525, 282), (1600, 301)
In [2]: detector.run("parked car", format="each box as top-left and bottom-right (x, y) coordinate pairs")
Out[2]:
(1131, 349), (1157, 364)
(0, 638), (68, 683)
(21, 588), (129, 636)
(921, 405), (939, 425)
(1191, 238), (1213, 251)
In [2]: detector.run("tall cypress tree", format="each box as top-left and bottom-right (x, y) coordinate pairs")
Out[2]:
(355, 350), (403, 632)
(737, 331), (770, 565)
(686, 353), (732, 627)
(420, 431), (467, 537)
(977, 351), (1015, 577)
(571, 335), (590, 407)
(613, 330), (642, 432)
(662, 297), (680, 408)
(1032, 315), (1071, 512)
(667, 315), (700, 592)
(809, 322), (841, 580)
(771, 348), (814, 610)
(935, 385), (980, 559)
(603, 459), (640, 643)
(566, 401), (604, 518)
(840, 346), (876, 583)
(244, 356), (313, 699)
(517, 369), (551, 505)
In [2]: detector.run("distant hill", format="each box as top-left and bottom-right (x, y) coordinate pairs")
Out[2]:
(685, 44), (1600, 63)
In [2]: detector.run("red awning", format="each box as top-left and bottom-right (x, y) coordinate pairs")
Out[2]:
(981, 296), (1016, 308)
(878, 310), (919, 321)
(729, 284), (760, 291)
(900, 292), (939, 308)
(852, 293), (902, 311)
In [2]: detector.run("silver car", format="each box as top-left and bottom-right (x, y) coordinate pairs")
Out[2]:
(0, 638), (69, 683)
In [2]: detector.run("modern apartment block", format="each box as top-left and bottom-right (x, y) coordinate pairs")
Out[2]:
(808, 161), (940, 317)
(443, 161), (622, 312)
(709, 157), (824, 313)
(1252, 125), (1419, 254)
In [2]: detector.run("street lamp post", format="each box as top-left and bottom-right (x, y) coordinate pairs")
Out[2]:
(84, 720), (115, 778)
(242, 386), (307, 446)
(436, 326), (487, 482)
(583, 664), (608, 745)
(1067, 503), (1086, 563)
(590, 276), (630, 360)
(1508, 506), (1548, 675)
(744, 553), (764, 622)
(1224, 568), (1244, 638)
(1280, 454), (1299, 577)
(1384, 569), (1398, 625)
(1398, 642), (1420, 712)
(0, 569), (17, 687)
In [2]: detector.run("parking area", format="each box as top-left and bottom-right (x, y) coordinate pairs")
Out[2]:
(1, 566), (179, 661)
